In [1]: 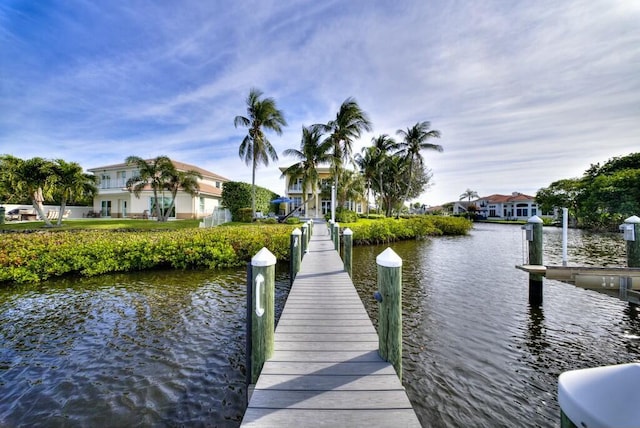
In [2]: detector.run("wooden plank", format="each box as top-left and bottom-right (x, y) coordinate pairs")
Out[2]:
(242, 409), (421, 428)
(276, 318), (374, 327)
(274, 333), (379, 342)
(259, 361), (395, 376)
(275, 325), (377, 334)
(247, 390), (414, 409)
(270, 350), (383, 363)
(255, 374), (406, 391)
(274, 341), (378, 351)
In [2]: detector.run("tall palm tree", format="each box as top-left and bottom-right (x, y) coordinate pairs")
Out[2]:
(51, 159), (98, 226)
(459, 188), (479, 217)
(281, 126), (331, 218)
(316, 97), (372, 197)
(125, 155), (175, 221)
(1, 155), (56, 226)
(395, 121), (442, 217)
(234, 88), (287, 218)
(164, 168), (202, 221)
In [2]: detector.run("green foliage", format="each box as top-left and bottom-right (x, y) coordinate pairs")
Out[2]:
(238, 208), (253, 223)
(221, 181), (278, 220)
(0, 225), (295, 284)
(359, 213), (386, 219)
(335, 207), (358, 223)
(341, 215), (471, 245)
(536, 152), (640, 230)
(284, 217), (300, 224)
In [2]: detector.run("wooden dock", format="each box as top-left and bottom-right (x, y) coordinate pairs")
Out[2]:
(241, 221), (420, 427)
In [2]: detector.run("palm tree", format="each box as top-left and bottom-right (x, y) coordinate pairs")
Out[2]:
(125, 155), (175, 221)
(459, 188), (479, 217)
(281, 126), (331, 217)
(1, 155), (56, 226)
(316, 97), (372, 200)
(164, 168), (202, 221)
(51, 159), (98, 226)
(395, 121), (442, 217)
(234, 88), (287, 218)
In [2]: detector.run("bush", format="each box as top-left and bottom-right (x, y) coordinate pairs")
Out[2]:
(0, 225), (296, 284)
(238, 208), (253, 223)
(358, 213), (385, 220)
(284, 217), (300, 224)
(221, 181), (278, 221)
(335, 208), (358, 223)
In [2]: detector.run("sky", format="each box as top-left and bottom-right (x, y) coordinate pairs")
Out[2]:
(1, 0), (639, 206)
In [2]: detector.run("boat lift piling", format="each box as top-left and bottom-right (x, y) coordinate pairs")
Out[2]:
(522, 216), (544, 306)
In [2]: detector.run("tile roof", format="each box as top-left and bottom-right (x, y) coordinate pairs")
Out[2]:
(88, 159), (229, 182)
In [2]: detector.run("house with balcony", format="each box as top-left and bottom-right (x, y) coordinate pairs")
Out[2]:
(88, 160), (229, 219)
(279, 165), (364, 218)
(454, 192), (545, 220)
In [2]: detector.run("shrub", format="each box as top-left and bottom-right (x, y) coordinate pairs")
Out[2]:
(221, 181), (278, 220)
(335, 208), (358, 223)
(285, 217), (300, 224)
(238, 208), (253, 223)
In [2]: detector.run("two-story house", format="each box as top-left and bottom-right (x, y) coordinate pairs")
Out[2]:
(88, 160), (229, 219)
(279, 165), (364, 218)
(456, 192), (543, 220)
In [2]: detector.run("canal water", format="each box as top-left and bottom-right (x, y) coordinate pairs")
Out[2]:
(1, 223), (638, 427)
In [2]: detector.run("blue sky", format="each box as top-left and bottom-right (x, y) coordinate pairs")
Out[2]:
(1, 0), (639, 205)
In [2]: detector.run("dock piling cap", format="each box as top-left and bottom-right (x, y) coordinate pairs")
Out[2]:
(291, 228), (302, 235)
(251, 247), (277, 267)
(558, 362), (640, 428)
(376, 247), (402, 268)
(624, 215), (640, 224)
(527, 215), (543, 224)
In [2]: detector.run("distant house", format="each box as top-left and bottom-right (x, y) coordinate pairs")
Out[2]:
(279, 165), (364, 217)
(458, 192), (543, 220)
(88, 160), (229, 219)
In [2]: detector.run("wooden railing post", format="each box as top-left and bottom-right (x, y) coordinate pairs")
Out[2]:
(301, 222), (308, 256)
(290, 228), (302, 285)
(249, 247), (276, 384)
(343, 228), (353, 277)
(375, 247), (403, 381)
(308, 219), (313, 237)
(622, 215), (640, 268)
(333, 222), (340, 253)
(328, 220), (334, 238)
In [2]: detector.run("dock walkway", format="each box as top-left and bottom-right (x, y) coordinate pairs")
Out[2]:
(241, 221), (420, 427)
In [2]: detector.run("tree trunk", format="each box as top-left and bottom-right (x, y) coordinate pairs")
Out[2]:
(57, 198), (67, 227)
(32, 188), (52, 227)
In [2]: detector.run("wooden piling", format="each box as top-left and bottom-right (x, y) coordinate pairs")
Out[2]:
(301, 222), (308, 256)
(290, 228), (302, 285)
(376, 247), (403, 381)
(527, 216), (544, 306)
(249, 247), (276, 384)
(623, 216), (640, 268)
(343, 227), (353, 277)
(333, 222), (340, 253)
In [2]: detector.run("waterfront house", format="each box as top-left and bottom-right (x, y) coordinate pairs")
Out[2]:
(88, 160), (229, 219)
(279, 165), (364, 218)
(467, 192), (542, 220)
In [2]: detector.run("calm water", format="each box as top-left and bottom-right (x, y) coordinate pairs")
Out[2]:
(352, 223), (639, 427)
(1, 224), (638, 427)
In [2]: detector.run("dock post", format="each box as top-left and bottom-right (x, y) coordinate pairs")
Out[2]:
(290, 228), (302, 285)
(333, 222), (340, 253)
(249, 248), (276, 384)
(375, 247), (403, 381)
(343, 228), (353, 277)
(301, 222), (308, 256)
(527, 216), (544, 305)
(622, 215), (640, 268)
(308, 219), (313, 237)
(328, 219), (334, 238)
(305, 220), (311, 250)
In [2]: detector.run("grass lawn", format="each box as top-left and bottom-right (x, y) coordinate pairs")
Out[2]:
(0, 218), (202, 231)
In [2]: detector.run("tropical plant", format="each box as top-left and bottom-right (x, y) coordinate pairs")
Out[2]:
(0, 155), (56, 226)
(163, 167), (202, 221)
(395, 121), (442, 216)
(50, 159), (98, 226)
(125, 155), (175, 221)
(234, 88), (287, 218)
(281, 126), (331, 217)
(315, 97), (372, 201)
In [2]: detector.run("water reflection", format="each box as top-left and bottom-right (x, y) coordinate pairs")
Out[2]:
(0, 265), (290, 427)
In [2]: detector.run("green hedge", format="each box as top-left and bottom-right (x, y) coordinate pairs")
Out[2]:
(0, 225), (294, 284)
(221, 181), (278, 221)
(342, 216), (472, 245)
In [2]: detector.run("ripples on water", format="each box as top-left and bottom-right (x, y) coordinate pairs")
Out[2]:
(352, 223), (639, 427)
(0, 265), (291, 427)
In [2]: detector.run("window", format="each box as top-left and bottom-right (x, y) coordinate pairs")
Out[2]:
(215, 181), (221, 189)
(290, 178), (303, 192)
(100, 174), (111, 189)
(292, 197), (302, 209)
(321, 200), (331, 215)
(150, 197), (175, 218)
(199, 197), (205, 213)
(532, 208), (537, 216)
(101, 200), (111, 217)
(116, 171), (127, 187)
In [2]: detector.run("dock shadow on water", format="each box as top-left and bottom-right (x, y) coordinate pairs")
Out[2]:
(351, 223), (640, 427)
(0, 265), (291, 427)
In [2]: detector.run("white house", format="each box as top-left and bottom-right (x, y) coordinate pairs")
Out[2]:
(88, 160), (229, 219)
(279, 165), (364, 218)
(455, 192), (544, 220)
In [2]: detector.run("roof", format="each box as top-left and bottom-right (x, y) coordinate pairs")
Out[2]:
(88, 159), (229, 182)
(479, 193), (536, 203)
